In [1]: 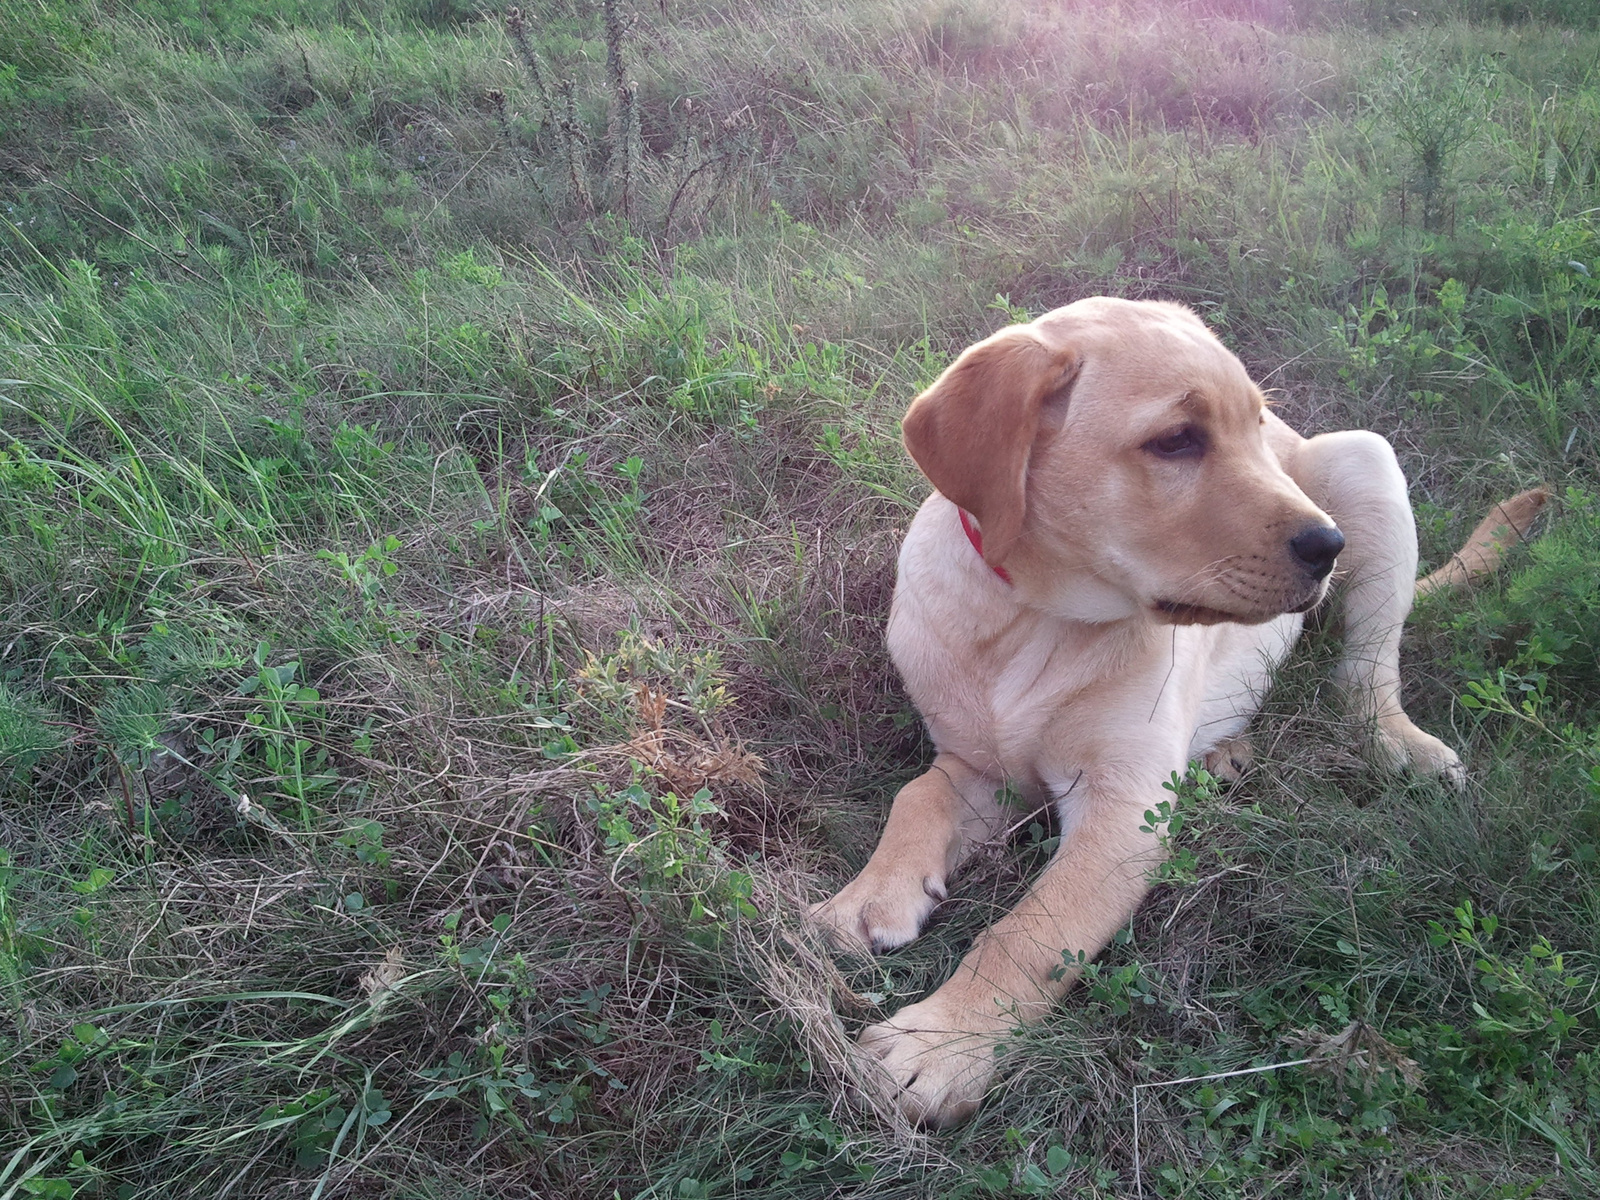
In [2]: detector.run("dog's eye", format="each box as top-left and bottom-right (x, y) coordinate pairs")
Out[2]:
(1144, 427), (1204, 459)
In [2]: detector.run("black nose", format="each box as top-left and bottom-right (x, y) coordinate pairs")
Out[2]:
(1289, 524), (1344, 579)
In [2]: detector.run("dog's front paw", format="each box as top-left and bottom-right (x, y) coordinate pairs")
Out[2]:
(809, 865), (947, 953)
(1371, 717), (1466, 789)
(858, 996), (1007, 1127)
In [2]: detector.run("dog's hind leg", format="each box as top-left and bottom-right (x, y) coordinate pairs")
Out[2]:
(1202, 734), (1254, 784)
(1289, 430), (1465, 786)
(809, 753), (1007, 953)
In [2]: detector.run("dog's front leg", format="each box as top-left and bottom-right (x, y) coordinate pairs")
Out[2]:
(810, 753), (1007, 953)
(858, 774), (1163, 1127)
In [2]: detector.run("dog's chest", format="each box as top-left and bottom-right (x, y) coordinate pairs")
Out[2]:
(889, 578), (1160, 778)
(1185, 614), (1305, 755)
(887, 505), (1305, 785)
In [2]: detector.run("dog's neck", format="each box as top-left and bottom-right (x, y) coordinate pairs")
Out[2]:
(953, 503), (1147, 625)
(956, 509), (1013, 586)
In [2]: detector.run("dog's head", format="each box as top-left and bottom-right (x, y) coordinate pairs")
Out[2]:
(901, 297), (1342, 625)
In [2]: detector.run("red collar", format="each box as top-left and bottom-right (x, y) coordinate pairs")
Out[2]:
(958, 508), (1013, 585)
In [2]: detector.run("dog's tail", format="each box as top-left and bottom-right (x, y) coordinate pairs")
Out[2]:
(1414, 486), (1552, 599)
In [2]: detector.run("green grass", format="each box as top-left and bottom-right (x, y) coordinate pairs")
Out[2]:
(1, 0), (1599, 1195)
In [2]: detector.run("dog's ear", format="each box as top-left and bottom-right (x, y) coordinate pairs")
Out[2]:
(902, 326), (1081, 567)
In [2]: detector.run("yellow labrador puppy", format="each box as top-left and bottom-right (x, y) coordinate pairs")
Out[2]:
(811, 296), (1545, 1127)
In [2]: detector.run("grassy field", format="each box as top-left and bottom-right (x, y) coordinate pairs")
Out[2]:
(2, 0), (1599, 1195)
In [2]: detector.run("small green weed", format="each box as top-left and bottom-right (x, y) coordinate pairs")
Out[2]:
(588, 781), (758, 933)
(1371, 46), (1501, 230)
(1142, 764), (1223, 887)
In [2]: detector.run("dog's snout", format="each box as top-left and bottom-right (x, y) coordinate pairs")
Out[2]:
(1289, 524), (1345, 579)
